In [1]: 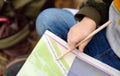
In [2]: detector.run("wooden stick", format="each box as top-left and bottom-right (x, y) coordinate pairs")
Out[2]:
(56, 20), (112, 60)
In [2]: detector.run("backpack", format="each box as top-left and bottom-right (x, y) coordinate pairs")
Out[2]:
(0, 0), (46, 49)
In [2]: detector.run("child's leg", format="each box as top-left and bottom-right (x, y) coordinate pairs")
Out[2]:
(84, 28), (120, 70)
(36, 8), (77, 41)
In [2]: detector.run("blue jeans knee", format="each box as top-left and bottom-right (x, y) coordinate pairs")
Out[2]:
(36, 8), (77, 40)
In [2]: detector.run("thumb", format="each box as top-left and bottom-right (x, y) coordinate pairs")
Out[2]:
(78, 38), (92, 52)
(67, 38), (77, 52)
(68, 43), (76, 52)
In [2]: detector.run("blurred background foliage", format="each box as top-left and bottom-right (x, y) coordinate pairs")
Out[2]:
(0, 0), (83, 76)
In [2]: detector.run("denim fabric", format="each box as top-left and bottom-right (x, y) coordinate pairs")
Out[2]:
(84, 28), (120, 71)
(36, 8), (77, 41)
(36, 8), (120, 75)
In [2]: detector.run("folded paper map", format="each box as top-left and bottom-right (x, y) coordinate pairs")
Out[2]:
(17, 30), (120, 76)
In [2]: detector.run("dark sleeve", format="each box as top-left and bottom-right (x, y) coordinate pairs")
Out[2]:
(75, 0), (113, 26)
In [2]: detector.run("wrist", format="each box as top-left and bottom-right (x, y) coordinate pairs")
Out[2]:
(82, 16), (97, 28)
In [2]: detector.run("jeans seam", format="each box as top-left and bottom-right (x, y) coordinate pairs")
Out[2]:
(94, 48), (112, 58)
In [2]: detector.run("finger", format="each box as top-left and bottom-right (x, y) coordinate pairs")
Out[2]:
(67, 32), (76, 50)
(78, 38), (92, 52)
(67, 38), (76, 51)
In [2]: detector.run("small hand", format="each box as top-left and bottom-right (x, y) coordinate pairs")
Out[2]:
(67, 16), (96, 52)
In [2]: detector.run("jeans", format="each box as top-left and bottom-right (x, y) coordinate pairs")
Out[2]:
(36, 8), (120, 71)
(36, 8), (77, 41)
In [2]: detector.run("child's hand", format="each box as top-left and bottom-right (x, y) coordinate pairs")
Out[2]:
(67, 16), (96, 52)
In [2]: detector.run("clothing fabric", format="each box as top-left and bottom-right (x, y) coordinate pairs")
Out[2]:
(75, 0), (120, 58)
(36, 8), (120, 71)
(84, 28), (120, 71)
(36, 8), (77, 41)
(62, 8), (79, 15)
(75, 0), (113, 25)
(114, 0), (120, 11)
(106, 3), (120, 58)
